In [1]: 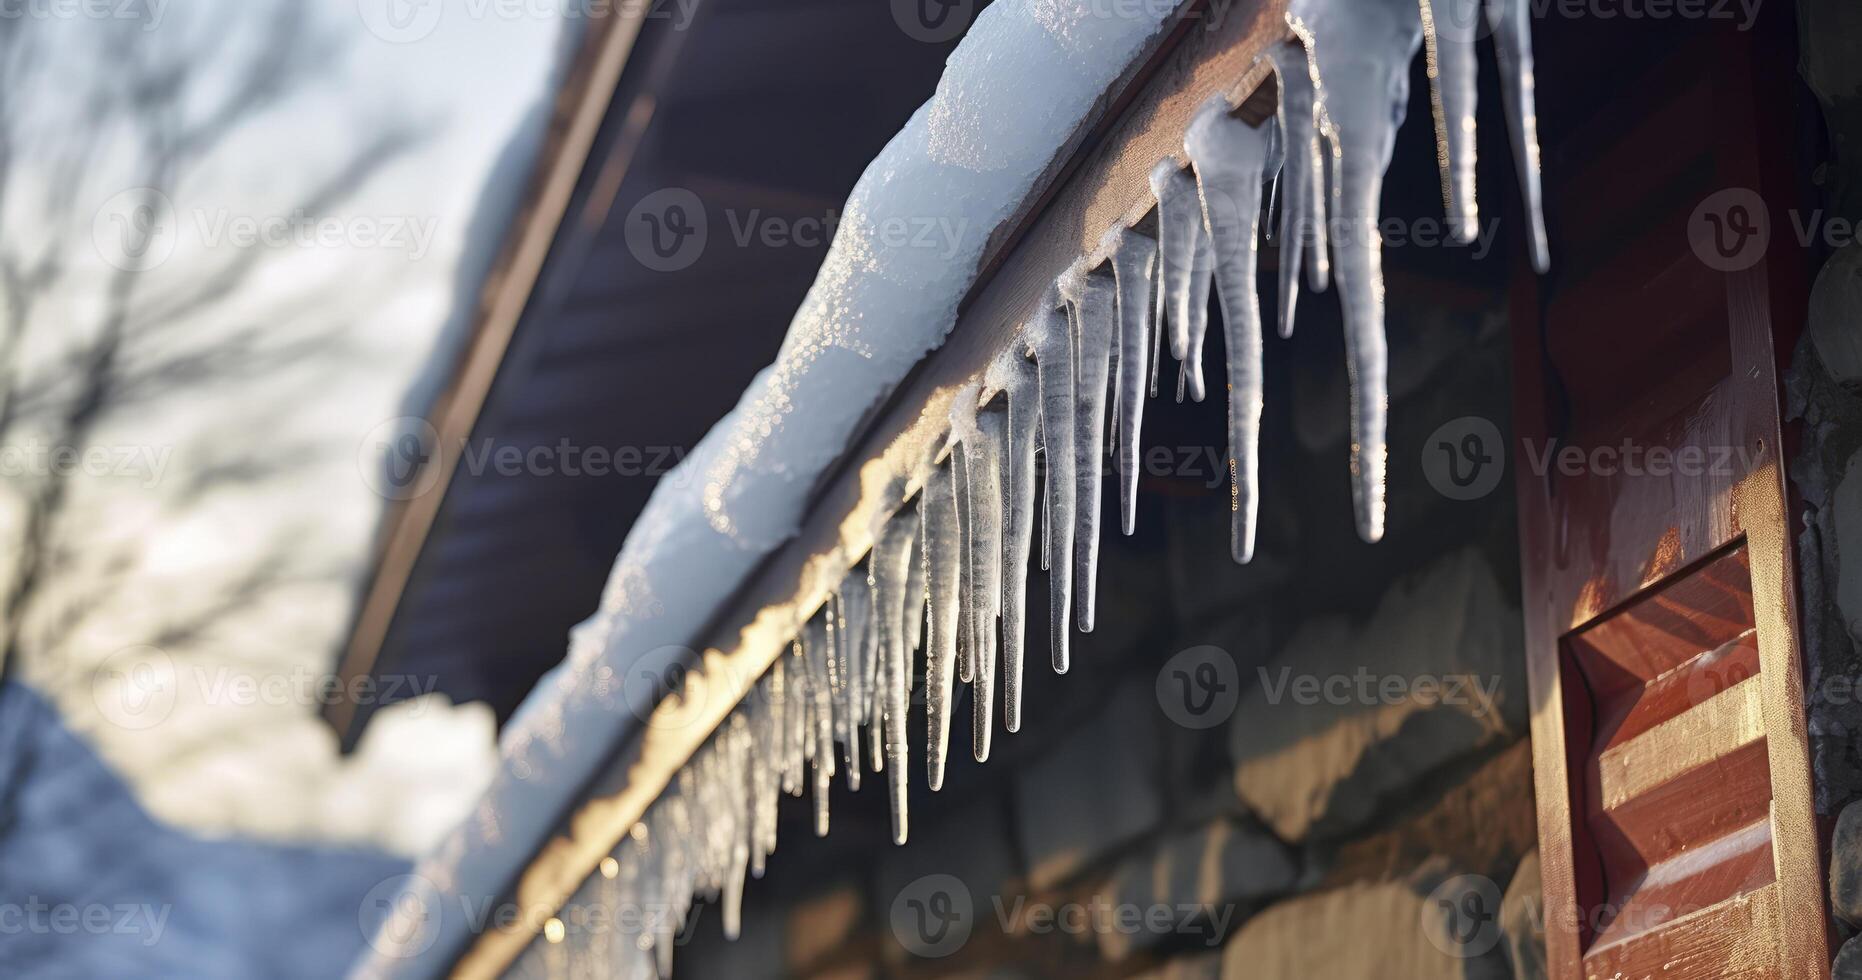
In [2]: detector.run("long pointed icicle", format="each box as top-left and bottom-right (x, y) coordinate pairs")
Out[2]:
(1484, 0), (1549, 272)
(802, 615), (834, 836)
(1108, 228), (1158, 536)
(748, 677), (778, 878)
(862, 570), (883, 777)
(720, 714), (750, 941)
(870, 508), (918, 844)
(835, 575), (869, 792)
(1292, 0), (1421, 545)
(988, 345), (1039, 733)
(1032, 302), (1075, 673)
(953, 381), (998, 745)
(1060, 265), (1117, 633)
(958, 399), (1005, 761)
(921, 458), (963, 791)
(1421, 0), (1481, 243)
(1267, 40), (1326, 338)
(952, 447), (974, 687)
(1186, 100), (1272, 565)
(781, 648), (804, 798)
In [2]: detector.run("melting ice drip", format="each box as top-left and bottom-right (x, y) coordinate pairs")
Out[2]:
(512, 1), (1546, 973)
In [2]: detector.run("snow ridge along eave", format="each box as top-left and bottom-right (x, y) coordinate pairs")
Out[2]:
(350, 3), (1208, 977)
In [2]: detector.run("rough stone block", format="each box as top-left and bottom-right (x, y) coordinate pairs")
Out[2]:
(1810, 246), (1862, 389)
(1835, 449), (1862, 652)
(1013, 684), (1164, 889)
(1218, 878), (1510, 979)
(786, 880), (865, 974)
(1833, 800), (1862, 927)
(1836, 935), (1862, 980)
(1093, 818), (1297, 960)
(1135, 951), (1222, 980)
(1228, 549), (1525, 842)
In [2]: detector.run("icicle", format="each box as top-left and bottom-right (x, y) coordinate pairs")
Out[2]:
(830, 580), (866, 792)
(1420, 0), (1481, 243)
(951, 446), (974, 687)
(1150, 161), (1215, 403)
(1186, 99), (1272, 565)
(1148, 264), (1165, 399)
(902, 517), (927, 658)
(779, 649), (804, 798)
(1059, 265), (1116, 634)
(747, 676), (780, 878)
(870, 507), (918, 844)
(987, 345), (1039, 733)
(1289, 0), (1421, 544)
(861, 566), (883, 777)
(921, 458), (963, 791)
(801, 614), (834, 836)
(720, 713), (750, 942)
(1107, 228), (1158, 536)
(1032, 301), (1074, 673)
(952, 384), (1005, 763)
(1484, 0), (1549, 272)
(1268, 40), (1327, 338)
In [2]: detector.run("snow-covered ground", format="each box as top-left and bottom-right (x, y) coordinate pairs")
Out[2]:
(0, 682), (407, 978)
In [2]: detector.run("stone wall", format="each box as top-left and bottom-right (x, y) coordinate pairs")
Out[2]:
(1792, 1), (1862, 975)
(648, 240), (1545, 979)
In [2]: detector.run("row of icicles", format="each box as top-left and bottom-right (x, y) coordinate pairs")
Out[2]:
(514, 4), (1548, 971)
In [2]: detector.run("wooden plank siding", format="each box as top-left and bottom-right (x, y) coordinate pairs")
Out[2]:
(1511, 26), (1827, 980)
